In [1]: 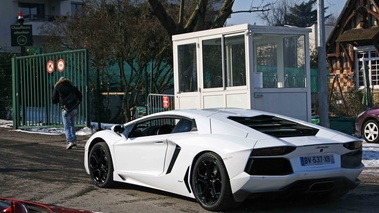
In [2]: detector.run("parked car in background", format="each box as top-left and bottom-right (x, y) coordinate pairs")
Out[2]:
(355, 107), (379, 143)
(0, 197), (95, 213)
(84, 108), (364, 212)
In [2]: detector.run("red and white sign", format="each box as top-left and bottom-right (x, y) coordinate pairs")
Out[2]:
(57, 59), (65, 72)
(162, 95), (170, 109)
(46, 60), (54, 73)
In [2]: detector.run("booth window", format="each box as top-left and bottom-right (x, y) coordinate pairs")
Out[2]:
(225, 35), (246, 87)
(178, 44), (197, 93)
(202, 35), (246, 89)
(255, 34), (306, 88)
(203, 38), (223, 88)
(283, 36), (306, 88)
(256, 42), (278, 88)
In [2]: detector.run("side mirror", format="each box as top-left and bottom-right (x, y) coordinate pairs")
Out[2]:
(11, 201), (28, 213)
(111, 124), (125, 134)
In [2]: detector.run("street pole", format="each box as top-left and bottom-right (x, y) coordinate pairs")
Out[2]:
(317, 0), (329, 127)
(17, 12), (26, 56)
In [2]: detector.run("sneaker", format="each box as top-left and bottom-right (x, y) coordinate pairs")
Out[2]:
(66, 142), (76, 149)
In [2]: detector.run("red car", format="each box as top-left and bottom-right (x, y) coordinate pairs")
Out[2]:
(355, 107), (379, 143)
(0, 198), (95, 213)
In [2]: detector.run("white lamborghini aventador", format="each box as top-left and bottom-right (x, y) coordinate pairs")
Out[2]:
(84, 108), (364, 211)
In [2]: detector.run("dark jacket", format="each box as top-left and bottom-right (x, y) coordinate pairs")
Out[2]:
(52, 78), (82, 106)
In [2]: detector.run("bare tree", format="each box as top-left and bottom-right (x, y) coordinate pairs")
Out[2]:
(147, 0), (236, 35)
(258, 0), (330, 27)
(258, 0), (295, 26)
(325, 14), (337, 26)
(40, 0), (272, 122)
(41, 0), (172, 122)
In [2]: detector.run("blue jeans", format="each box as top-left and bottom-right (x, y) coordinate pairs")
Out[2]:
(62, 109), (78, 143)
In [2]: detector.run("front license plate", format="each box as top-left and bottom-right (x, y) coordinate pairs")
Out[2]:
(300, 154), (335, 166)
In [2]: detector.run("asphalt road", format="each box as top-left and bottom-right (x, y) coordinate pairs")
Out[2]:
(1, 127), (379, 213)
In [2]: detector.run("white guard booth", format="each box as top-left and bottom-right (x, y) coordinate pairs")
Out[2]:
(172, 24), (312, 121)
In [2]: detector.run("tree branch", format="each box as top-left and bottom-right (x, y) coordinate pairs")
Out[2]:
(184, 0), (208, 32)
(212, 0), (235, 28)
(147, 0), (179, 35)
(232, 9), (270, 14)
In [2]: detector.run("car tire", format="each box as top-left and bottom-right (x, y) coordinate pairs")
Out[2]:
(88, 142), (114, 188)
(362, 120), (379, 143)
(191, 152), (235, 211)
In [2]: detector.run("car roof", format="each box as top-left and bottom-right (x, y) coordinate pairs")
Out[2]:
(144, 108), (270, 120)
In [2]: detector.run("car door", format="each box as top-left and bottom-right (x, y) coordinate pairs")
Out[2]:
(114, 135), (168, 176)
(113, 118), (174, 176)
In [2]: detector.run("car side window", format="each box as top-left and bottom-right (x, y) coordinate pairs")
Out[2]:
(128, 118), (178, 138)
(172, 118), (197, 133)
(127, 117), (198, 138)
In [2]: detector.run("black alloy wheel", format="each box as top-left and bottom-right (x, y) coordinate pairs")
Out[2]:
(88, 142), (114, 188)
(191, 152), (235, 211)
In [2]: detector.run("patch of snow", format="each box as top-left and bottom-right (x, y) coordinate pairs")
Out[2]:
(362, 143), (379, 168)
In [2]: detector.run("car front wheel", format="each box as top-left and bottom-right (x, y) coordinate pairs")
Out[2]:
(363, 120), (379, 143)
(88, 142), (114, 188)
(191, 152), (235, 211)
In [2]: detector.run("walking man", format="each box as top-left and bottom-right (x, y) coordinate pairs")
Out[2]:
(52, 77), (82, 149)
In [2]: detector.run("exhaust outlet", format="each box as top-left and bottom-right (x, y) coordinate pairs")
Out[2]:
(308, 181), (335, 192)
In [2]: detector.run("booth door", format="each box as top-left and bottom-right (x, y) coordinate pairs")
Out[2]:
(252, 33), (311, 122)
(174, 40), (202, 109)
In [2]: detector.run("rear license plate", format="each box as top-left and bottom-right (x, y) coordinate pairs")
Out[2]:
(300, 154), (335, 166)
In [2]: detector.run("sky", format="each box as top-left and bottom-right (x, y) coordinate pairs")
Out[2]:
(228, 0), (347, 25)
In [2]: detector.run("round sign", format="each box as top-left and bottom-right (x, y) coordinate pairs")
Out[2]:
(17, 35), (27, 46)
(57, 59), (65, 72)
(162, 95), (170, 109)
(46, 60), (54, 73)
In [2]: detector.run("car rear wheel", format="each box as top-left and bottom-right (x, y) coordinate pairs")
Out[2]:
(363, 120), (379, 143)
(88, 142), (114, 188)
(191, 152), (235, 211)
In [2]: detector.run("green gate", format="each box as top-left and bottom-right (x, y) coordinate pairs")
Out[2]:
(12, 49), (89, 129)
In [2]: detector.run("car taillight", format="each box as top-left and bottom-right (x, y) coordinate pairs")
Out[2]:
(343, 141), (362, 150)
(251, 146), (296, 156)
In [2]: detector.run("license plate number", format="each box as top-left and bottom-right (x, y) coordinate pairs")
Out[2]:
(300, 154), (335, 166)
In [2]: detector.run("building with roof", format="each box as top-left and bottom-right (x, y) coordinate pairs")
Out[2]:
(326, 0), (379, 95)
(0, 0), (83, 53)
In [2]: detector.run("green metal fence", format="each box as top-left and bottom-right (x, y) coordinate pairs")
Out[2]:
(12, 49), (89, 129)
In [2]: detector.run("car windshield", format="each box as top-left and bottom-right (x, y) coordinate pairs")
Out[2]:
(229, 115), (319, 137)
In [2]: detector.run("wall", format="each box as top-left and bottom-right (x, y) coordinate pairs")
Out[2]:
(0, 1), (19, 53)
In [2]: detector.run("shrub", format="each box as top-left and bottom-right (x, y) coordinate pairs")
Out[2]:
(329, 87), (366, 117)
